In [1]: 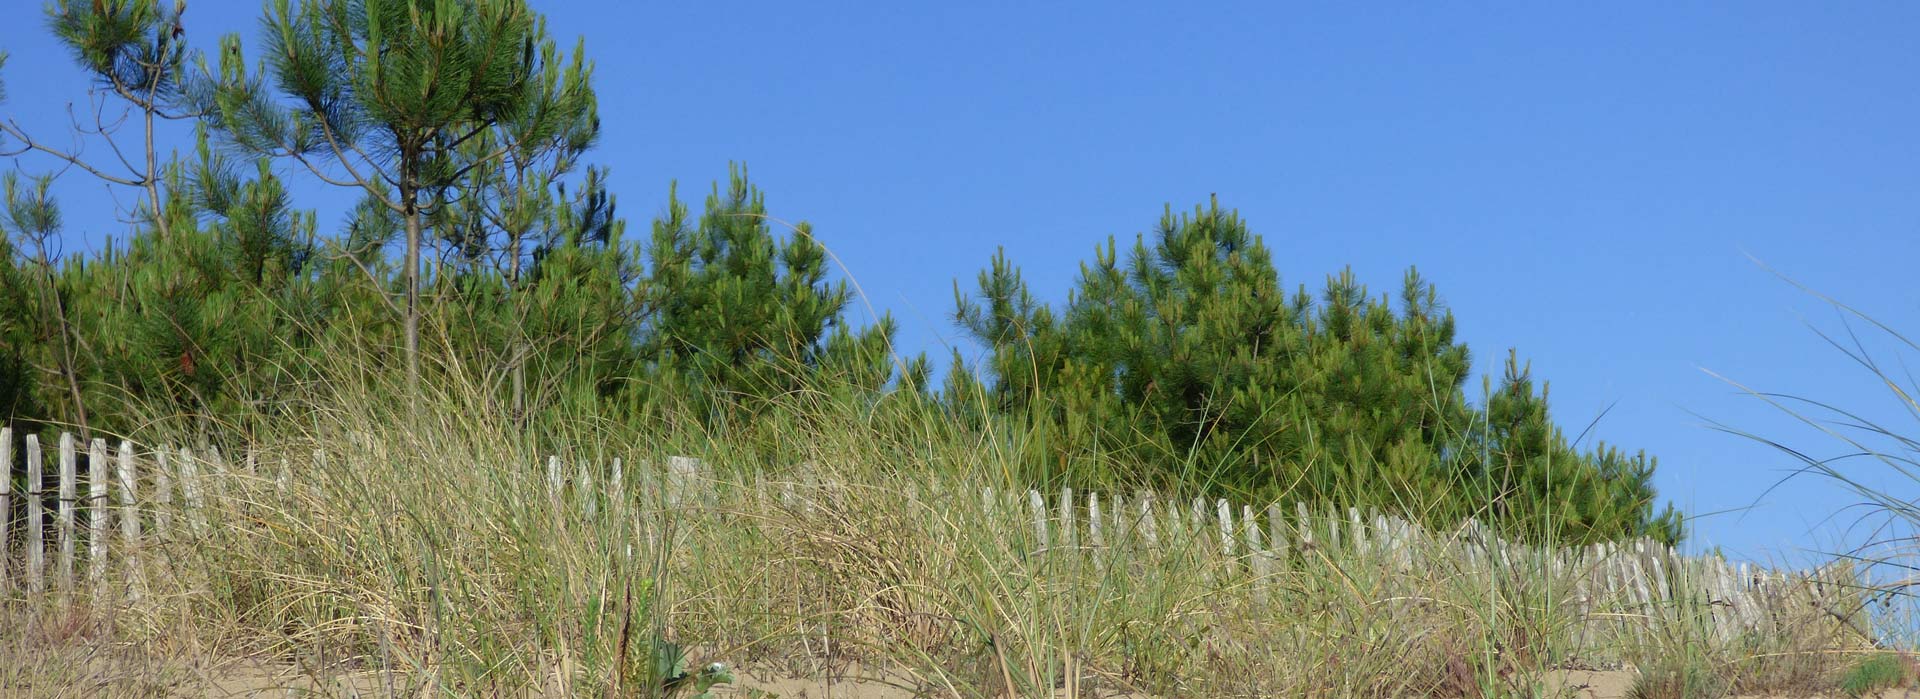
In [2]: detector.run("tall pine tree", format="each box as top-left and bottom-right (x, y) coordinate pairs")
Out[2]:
(199, 0), (598, 394)
(954, 197), (1679, 543)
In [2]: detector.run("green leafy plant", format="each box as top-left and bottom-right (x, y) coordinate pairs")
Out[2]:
(1627, 662), (1727, 699)
(1840, 653), (1911, 697)
(653, 639), (734, 698)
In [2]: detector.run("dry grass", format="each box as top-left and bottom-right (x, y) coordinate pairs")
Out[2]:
(0, 358), (1888, 698)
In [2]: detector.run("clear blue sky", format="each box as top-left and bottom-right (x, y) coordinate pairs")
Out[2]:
(5, 2), (1919, 563)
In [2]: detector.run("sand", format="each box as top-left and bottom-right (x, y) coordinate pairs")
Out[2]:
(165, 665), (1920, 698)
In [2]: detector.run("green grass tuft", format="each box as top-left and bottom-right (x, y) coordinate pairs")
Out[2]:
(1841, 653), (1911, 697)
(1626, 662), (1727, 699)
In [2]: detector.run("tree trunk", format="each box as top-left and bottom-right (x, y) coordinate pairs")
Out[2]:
(32, 259), (89, 438)
(401, 177), (422, 398)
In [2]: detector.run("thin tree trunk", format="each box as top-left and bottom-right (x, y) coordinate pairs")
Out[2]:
(402, 178), (422, 398)
(32, 258), (89, 437)
(144, 99), (167, 241)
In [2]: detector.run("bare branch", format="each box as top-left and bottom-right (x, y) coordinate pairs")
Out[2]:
(0, 119), (144, 187)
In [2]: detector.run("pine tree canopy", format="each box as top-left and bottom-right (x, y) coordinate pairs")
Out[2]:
(952, 198), (1682, 544)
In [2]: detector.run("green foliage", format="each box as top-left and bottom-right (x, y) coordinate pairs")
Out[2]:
(953, 197), (1681, 543)
(199, 0), (601, 389)
(1628, 662), (1727, 699)
(652, 638), (735, 698)
(46, 0), (189, 100)
(0, 174), (62, 426)
(1841, 653), (1911, 697)
(638, 164), (901, 416)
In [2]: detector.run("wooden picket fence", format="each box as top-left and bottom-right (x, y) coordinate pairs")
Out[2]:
(0, 427), (1876, 652)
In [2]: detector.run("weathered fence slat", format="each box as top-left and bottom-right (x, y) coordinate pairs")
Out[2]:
(578, 462), (595, 519)
(1028, 489), (1048, 552)
(1242, 505), (1266, 583)
(668, 456), (700, 508)
(1059, 487), (1076, 552)
(0, 426), (10, 591)
(116, 440), (139, 599)
(58, 433), (76, 593)
(1136, 492), (1158, 545)
(154, 450), (172, 540)
(1217, 499), (1235, 559)
(1290, 501), (1309, 551)
(1088, 492), (1105, 553)
(1347, 507), (1365, 554)
(1325, 503), (1342, 551)
(1189, 498), (1206, 547)
(1268, 503), (1289, 564)
(609, 457), (625, 519)
(88, 438), (108, 588)
(179, 447), (206, 533)
(27, 434), (45, 593)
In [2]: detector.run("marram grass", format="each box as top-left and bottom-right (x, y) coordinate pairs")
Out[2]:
(3, 354), (1881, 697)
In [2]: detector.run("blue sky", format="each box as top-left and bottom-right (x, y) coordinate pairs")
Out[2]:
(5, 2), (1919, 562)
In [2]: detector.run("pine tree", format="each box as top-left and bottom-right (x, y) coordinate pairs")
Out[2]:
(2, 0), (195, 241)
(954, 197), (1678, 544)
(640, 165), (904, 419)
(0, 175), (89, 433)
(199, 0), (598, 394)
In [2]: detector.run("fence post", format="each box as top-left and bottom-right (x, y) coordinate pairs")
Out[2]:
(1156, 495), (1177, 543)
(1373, 512), (1394, 563)
(1242, 505), (1265, 584)
(26, 434), (44, 593)
(1028, 489), (1049, 553)
(668, 456), (700, 509)
(1597, 546), (1620, 640)
(59, 433), (77, 595)
(1268, 503), (1289, 565)
(1105, 493), (1121, 552)
(1627, 555), (1654, 637)
(156, 449), (175, 541)
(1325, 503), (1341, 552)
(1136, 492), (1158, 546)
(578, 461), (596, 519)
(1188, 498), (1206, 547)
(1723, 561), (1743, 632)
(1059, 487), (1076, 552)
(1646, 543), (1672, 606)
(1087, 493), (1104, 563)
(1347, 507), (1365, 554)
(0, 426), (10, 592)
(1216, 499), (1235, 560)
(88, 438), (108, 590)
(546, 456), (563, 507)
(179, 448), (206, 534)
(1295, 502), (1313, 551)
(1737, 562), (1762, 631)
(116, 440), (139, 600)
(609, 458), (625, 520)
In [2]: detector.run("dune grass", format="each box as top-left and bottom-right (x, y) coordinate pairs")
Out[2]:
(0, 338), (1893, 698)
(1838, 652), (1912, 697)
